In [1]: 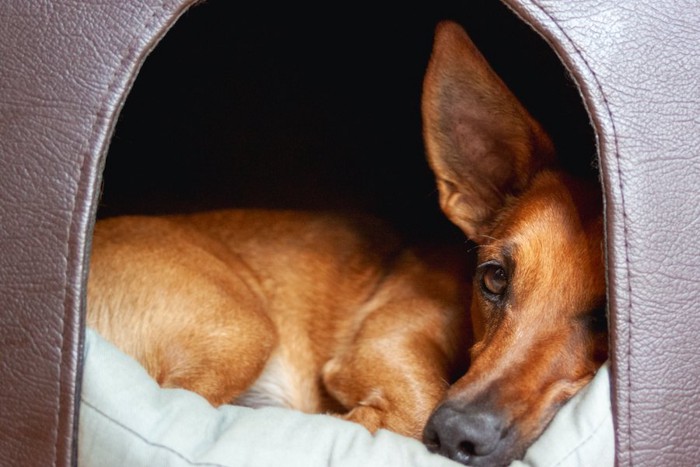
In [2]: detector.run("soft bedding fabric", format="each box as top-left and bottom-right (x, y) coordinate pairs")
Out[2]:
(79, 328), (613, 466)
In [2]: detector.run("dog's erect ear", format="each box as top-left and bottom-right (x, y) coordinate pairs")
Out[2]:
(422, 21), (555, 241)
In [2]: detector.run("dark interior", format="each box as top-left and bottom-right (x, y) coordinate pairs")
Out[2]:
(99, 0), (596, 243)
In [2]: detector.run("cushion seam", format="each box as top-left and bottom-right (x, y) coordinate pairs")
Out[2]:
(82, 399), (230, 467)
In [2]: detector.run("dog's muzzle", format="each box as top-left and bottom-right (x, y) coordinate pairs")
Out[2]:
(423, 400), (519, 466)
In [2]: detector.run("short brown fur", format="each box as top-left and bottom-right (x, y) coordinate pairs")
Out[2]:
(88, 210), (470, 437)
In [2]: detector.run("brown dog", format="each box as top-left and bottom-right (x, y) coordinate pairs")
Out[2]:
(86, 20), (606, 466)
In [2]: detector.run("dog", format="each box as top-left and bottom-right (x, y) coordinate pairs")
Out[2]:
(86, 20), (606, 467)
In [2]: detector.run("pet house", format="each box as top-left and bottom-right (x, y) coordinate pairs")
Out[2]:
(0, 1), (698, 465)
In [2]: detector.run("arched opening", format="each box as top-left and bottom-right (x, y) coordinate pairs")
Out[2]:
(85, 1), (606, 464)
(98, 1), (596, 242)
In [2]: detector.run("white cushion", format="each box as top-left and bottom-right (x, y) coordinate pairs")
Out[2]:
(79, 327), (613, 466)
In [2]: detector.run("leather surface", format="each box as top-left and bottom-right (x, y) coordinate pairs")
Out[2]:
(1, 0), (699, 466)
(0, 1), (195, 465)
(502, 1), (700, 465)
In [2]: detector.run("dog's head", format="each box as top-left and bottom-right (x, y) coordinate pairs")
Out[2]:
(421, 21), (607, 466)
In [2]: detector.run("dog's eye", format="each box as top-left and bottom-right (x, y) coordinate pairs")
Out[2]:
(479, 262), (508, 299)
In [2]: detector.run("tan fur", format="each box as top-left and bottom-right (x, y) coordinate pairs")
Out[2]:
(88, 210), (470, 438)
(87, 19), (606, 466)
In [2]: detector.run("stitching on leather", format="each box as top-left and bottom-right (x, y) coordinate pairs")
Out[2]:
(62, 0), (190, 463)
(82, 400), (229, 467)
(510, 1), (633, 463)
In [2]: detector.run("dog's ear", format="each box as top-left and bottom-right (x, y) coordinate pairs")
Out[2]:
(422, 21), (555, 241)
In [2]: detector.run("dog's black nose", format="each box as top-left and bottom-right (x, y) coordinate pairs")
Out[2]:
(423, 402), (505, 466)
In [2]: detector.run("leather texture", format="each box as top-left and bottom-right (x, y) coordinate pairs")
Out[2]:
(0, 1), (194, 465)
(0, 0), (698, 466)
(501, 1), (700, 465)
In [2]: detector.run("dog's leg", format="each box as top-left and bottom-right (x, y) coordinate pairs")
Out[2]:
(148, 279), (277, 407)
(87, 216), (278, 407)
(322, 252), (469, 438)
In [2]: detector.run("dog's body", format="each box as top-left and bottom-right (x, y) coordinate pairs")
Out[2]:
(88, 210), (471, 437)
(87, 21), (607, 466)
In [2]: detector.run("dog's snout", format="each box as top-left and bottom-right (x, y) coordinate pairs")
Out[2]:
(423, 402), (507, 466)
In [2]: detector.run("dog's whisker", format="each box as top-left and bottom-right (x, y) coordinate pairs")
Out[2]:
(465, 244), (480, 254)
(475, 234), (499, 242)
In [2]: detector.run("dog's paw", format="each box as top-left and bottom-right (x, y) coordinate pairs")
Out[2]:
(340, 401), (423, 439)
(340, 405), (384, 433)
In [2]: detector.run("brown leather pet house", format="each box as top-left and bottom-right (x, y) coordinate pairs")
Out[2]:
(1, 1), (698, 465)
